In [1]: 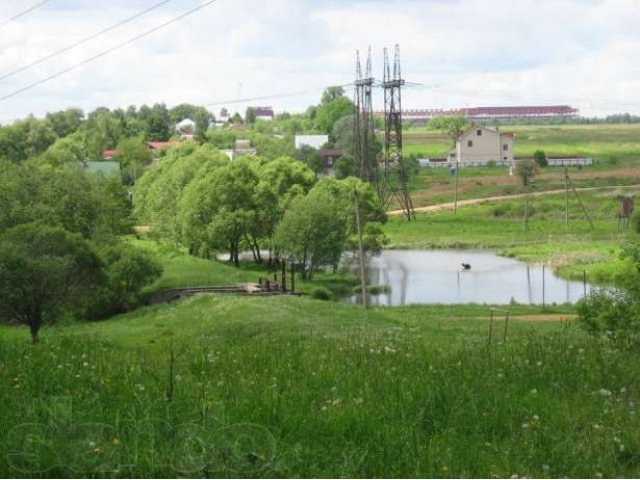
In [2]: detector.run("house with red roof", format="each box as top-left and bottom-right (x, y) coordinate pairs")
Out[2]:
(447, 125), (515, 166)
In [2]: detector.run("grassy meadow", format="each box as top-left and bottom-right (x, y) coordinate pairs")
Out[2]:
(403, 123), (640, 165)
(4, 293), (640, 478)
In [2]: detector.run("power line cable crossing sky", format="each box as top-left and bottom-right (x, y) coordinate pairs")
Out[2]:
(0, 0), (639, 121)
(0, 0), (52, 29)
(0, 0), (173, 82)
(0, 0), (219, 103)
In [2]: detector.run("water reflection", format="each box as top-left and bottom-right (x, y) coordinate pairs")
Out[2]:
(344, 250), (593, 306)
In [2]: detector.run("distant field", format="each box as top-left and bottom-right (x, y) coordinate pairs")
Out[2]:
(403, 123), (640, 164)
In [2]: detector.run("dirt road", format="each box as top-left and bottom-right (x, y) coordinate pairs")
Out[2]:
(388, 183), (640, 216)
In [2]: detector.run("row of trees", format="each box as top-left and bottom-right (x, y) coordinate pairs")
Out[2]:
(133, 144), (387, 278)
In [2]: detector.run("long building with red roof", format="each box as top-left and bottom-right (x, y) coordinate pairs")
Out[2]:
(393, 105), (578, 122)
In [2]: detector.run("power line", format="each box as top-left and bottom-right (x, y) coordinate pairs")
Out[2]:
(0, 0), (220, 103)
(0, 0), (52, 29)
(0, 0), (173, 82)
(204, 83), (353, 107)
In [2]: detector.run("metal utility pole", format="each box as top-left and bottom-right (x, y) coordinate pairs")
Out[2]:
(382, 44), (415, 221)
(353, 48), (379, 196)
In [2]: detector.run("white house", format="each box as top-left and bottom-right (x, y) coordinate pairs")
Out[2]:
(294, 134), (329, 150)
(175, 118), (196, 139)
(447, 125), (515, 166)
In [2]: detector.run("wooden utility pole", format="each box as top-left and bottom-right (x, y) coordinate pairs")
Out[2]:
(354, 189), (367, 308)
(564, 165), (569, 231)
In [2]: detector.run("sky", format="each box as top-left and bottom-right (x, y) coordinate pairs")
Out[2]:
(0, 0), (639, 123)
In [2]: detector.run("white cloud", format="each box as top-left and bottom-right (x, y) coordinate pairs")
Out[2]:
(0, 0), (639, 122)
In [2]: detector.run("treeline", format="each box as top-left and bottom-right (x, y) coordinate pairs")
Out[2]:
(133, 143), (387, 280)
(0, 103), (212, 164)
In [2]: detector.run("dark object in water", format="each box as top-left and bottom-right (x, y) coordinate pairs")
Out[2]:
(461, 263), (471, 270)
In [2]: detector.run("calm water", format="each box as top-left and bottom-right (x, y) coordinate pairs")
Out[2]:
(344, 250), (593, 306)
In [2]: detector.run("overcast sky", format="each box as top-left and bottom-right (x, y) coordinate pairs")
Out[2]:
(0, 0), (638, 123)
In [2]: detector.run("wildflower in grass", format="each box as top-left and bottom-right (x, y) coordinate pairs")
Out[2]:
(83, 362), (89, 367)
(536, 361), (543, 367)
(599, 388), (612, 397)
(521, 423), (529, 429)
(353, 397), (364, 406)
(111, 437), (120, 446)
(620, 387), (627, 394)
(542, 464), (550, 472)
(595, 472), (603, 479)
(532, 414), (540, 422)
(530, 388), (538, 395)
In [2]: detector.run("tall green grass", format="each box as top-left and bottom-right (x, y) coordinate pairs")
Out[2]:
(1, 296), (638, 477)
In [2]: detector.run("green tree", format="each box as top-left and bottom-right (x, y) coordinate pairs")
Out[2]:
(245, 107), (257, 125)
(273, 188), (347, 281)
(0, 223), (104, 343)
(428, 116), (470, 145)
(114, 137), (152, 184)
(143, 103), (172, 141)
(533, 149), (548, 167)
(315, 97), (355, 134)
(515, 158), (541, 186)
(134, 144), (228, 242)
(46, 108), (84, 138)
(321, 86), (346, 104)
(86, 242), (162, 319)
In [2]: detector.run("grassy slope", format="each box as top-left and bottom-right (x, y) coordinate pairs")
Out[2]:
(2, 294), (639, 478)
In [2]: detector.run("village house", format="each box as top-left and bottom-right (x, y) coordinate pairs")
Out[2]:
(447, 125), (515, 166)
(252, 106), (275, 121)
(174, 118), (196, 139)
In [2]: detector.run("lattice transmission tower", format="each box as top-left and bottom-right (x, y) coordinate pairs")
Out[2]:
(353, 47), (381, 196)
(382, 44), (415, 221)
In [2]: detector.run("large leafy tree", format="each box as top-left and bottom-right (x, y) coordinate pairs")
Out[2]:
(315, 97), (355, 134)
(180, 158), (260, 265)
(134, 144), (228, 242)
(428, 115), (470, 145)
(273, 187), (347, 281)
(46, 108), (84, 138)
(0, 223), (104, 343)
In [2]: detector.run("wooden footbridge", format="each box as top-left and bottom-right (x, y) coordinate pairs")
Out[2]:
(148, 279), (297, 305)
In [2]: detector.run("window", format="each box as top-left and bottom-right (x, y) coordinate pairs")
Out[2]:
(477, 129), (482, 136)
(468, 140), (473, 147)
(503, 144), (508, 151)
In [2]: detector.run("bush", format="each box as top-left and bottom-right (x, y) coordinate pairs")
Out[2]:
(533, 150), (548, 168)
(576, 289), (639, 340)
(310, 286), (333, 301)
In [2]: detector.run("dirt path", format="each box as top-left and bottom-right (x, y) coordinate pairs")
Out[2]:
(388, 183), (640, 216)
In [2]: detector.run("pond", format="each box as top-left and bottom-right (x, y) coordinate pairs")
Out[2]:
(343, 250), (593, 306)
